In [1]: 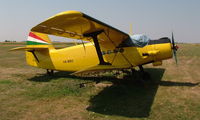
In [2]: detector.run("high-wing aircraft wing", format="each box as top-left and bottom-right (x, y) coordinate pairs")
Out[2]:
(31, 11), (129, 49)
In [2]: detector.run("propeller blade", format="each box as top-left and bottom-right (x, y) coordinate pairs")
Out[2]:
(171, 32), (178, 65)
(173, 50), (178, 65)
(172, 32), (175, 49)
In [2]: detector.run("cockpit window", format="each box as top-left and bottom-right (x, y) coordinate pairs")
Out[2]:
(130, 34), (150, 47)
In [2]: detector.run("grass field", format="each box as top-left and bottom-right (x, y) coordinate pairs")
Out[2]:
(0, 42), (200, 120)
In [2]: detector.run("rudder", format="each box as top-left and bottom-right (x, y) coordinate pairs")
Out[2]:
(27, 32), (54, 49)
(26, 32), (54, 68)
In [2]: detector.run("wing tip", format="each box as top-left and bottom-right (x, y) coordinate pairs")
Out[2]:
(52, 10), (83, 18)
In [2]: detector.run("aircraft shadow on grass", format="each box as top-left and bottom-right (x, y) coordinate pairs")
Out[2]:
(86, 68), (164, 118)
(28, 68), (199, 118)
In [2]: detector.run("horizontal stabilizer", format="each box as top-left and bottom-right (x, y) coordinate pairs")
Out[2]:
(10, 46), (49, 51)
(71, 65), (130, 76)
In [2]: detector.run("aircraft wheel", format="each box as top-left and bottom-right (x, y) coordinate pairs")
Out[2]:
(47, 69), (54, 76)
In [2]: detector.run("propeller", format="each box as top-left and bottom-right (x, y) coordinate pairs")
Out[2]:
(171, 32), (178, 64)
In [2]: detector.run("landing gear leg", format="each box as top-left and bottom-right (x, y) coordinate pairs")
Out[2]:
(131, 68), (136, 76)
(47, 69), (54, 76)
(139, 65), (144, 73)
(139, 65), (151, 81)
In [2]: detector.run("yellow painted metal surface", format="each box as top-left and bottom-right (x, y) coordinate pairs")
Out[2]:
(25, 42), (173, 72)
(31, 10), (129, 51)
(26, 43), (99, 72)
(153, 61), (162, 66)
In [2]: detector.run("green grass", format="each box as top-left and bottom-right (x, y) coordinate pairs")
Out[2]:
(0, 80), (15, 85)
(0, 42), (200, 120)
(23, 77), (89, 99)
(25, 83), (80, 99)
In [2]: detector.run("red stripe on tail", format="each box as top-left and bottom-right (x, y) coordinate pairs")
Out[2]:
(29, 32), (48, 42)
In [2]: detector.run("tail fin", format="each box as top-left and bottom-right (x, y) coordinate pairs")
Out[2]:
(10, 32), (54, 51)
(10, 32), (54, 68)
(27, 32), (54, 49)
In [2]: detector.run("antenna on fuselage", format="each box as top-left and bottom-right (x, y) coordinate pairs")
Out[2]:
(129, 24), (133, 35)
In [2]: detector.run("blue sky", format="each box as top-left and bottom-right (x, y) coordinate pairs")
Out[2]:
(0, 0), (200, 43)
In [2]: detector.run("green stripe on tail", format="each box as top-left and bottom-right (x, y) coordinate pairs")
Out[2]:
(27, 41), (49, 45)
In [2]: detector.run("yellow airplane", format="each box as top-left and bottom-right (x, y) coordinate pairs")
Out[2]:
(11, 10), (178, 79)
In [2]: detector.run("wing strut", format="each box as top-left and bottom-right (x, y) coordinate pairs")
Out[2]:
(83, 30), (111, 65)
(28, 50), (39, 62)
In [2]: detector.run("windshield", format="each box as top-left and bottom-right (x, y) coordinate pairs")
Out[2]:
(130, 34), (150, 47)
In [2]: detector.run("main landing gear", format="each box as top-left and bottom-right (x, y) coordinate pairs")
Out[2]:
(46, 69), (54, 76)
(131, 65), (151, 82)
(139, 65), (151, 81)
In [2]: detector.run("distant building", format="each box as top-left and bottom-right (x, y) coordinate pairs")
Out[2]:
(4, 40), (16, 42)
